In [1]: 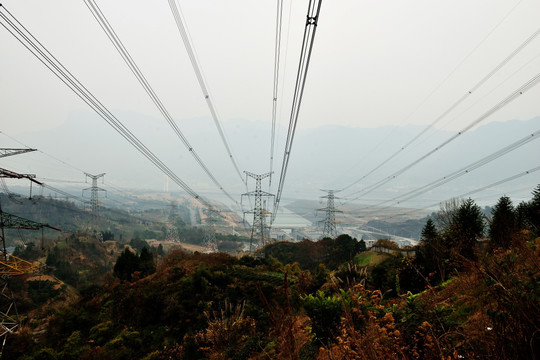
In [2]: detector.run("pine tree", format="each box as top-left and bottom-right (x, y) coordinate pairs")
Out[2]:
(421, 218), (438, 240)
(450, 198), (484, 260)
(419, 219), (447, 282)
(529, 184), (540, 230)
(516, 201), (531, 229)
(515, 184), (540, 232)
(139, 247), (156, 277)
(113, 248), (140, 281)
(489, 196), (516, 249)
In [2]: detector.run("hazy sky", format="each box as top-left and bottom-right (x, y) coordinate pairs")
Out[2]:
(1, 0), (540, 210)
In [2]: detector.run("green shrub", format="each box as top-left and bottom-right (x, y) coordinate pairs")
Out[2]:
(302, 291), (342, 343)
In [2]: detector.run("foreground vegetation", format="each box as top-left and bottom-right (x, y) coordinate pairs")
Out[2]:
(3, 185), (539, 359)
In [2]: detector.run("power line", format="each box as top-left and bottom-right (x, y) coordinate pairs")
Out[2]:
(330, 0), (526, 190)
(1, 132), (150, 208)
(1, 132), (223, 226)
(167, 0), (245, 187)
(390, 131), (540, 207)
(39, 178), (84, 184)
(361, 128), (540, 214)
(273, 0), (323, 221)
(0, 132), (86, 174)
(378, 165), (540, 222)
(341, 26), (540, 193)
(40, 183), (88, 204)
(2, 188), (170, 228)
(343, 72), (540, 204)
(271, 0), (294, 193)
(456, 165), (540, 200)
(83, 0), (237, 205)
(269, 0), (285, 186)
(0, 4), (212, 209)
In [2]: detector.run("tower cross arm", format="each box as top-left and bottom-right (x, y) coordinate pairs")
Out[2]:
(317, 207), (343, 213)
(0, 211), (61, 231)
(0, 148), (37, 159)
(84, 172), (106, 179)
(0, 167), (43, 185)
(243, 190), (275, 197)
(83, 186), (107, 192)
(244, 171), (272, 181)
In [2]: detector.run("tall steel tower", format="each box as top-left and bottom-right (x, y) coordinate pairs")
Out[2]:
(0, 165), (60, 357)
(241, 172), (274, 252)
(318, 190), (342, 239)
(83, 173), (106, 215)
(202, 209), (219, 253)
(0, 203), (60, 356)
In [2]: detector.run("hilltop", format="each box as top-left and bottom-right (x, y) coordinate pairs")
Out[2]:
(6, 233), (538, 359)
(1, 185), (538, 359)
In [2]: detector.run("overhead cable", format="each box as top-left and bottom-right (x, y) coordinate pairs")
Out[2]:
(330, 0), (525, 190)
(456, 165), (540, 200)
(39, 178), (84, 184)
(341, 26), (540, 192)
(343, 72), (540, 204)
(1, 131), (86, 174)
(273, 0), (323, 221)
(84, 0), (237, 204)
(390, 131), (540, 206)
(0, 4), (212, 208)
(362, 128), (540, 214)
(271, 0), (294, 192)
(1, 178), (24, 204)
(380, 165), (540, 222)
(40, 183), (88, 204)
(269, 0), (284, 186)
(32, 186), (169, 227)
(168, 0), (245, 186)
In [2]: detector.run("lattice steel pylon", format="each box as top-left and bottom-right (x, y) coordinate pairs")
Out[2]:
(0, 207), (61, 357)
(83, 173), (106, 216)
(0, 198), (60, 358)
(317, 190), (342, 239)
(202, 209), (219, 253)
(164, 201), (180, 242)
(0, 160), (54, 357)
(241, 172), (274, 252)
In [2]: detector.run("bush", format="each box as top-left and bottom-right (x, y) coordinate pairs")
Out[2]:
(303, 291), (342, 343)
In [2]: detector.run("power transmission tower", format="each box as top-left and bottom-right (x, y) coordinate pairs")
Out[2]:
(241, 172), (274, 252)
(202, 209), (219, 253)
(317, 190), (342, 239)
(0, 165), (60, 358)
(83, 173), (106, 216)
(165, 202), (180, 242)
(0, 203), (60, 357)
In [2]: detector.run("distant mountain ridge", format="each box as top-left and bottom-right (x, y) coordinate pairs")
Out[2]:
(5, 112), (539, 206)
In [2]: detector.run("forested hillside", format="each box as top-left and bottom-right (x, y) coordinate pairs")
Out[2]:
(2, 185), (539, 359)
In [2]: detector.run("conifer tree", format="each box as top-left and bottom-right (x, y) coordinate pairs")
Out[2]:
(419, 219), (447, 282)
(450, 198), (484, 260)
(489, 196), (516, 249)
(113, 248), (140, 281)
(139, 247), (156, 276)
(529, 184), (540, 230)
(515, 184), (540, 231)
